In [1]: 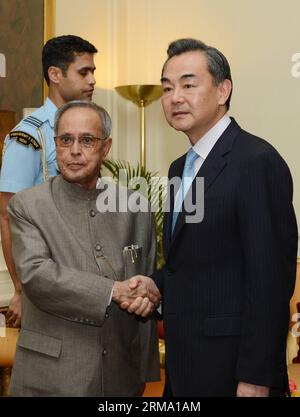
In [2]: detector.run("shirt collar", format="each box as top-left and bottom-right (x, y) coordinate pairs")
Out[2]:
(192, 114), (231, 160)
(44, 97), (58, 128)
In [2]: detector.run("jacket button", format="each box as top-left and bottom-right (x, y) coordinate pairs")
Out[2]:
(95, 244), (102, 251)
(102, 349), (107, 355)
(105, 313), (109, 318)
(90, 209), (96, 217)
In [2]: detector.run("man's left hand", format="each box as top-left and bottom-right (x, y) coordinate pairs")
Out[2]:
(236, 382), (270, 397)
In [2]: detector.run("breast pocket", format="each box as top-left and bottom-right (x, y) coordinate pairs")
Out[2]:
(123, 246), (143, 279)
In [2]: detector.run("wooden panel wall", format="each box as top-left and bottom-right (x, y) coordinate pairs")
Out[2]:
(0, 0), (44, 122)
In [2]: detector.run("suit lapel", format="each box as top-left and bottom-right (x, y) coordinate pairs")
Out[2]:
(167, 118), (241, 252)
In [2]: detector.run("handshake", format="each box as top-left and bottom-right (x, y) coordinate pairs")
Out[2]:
(112, 275), (161, 317)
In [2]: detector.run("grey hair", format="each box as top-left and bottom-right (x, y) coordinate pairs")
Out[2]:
(162, 38), (233, 109)
(54, 100), (112, 139)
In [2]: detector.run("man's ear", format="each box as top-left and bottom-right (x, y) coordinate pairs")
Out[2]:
(218, 79), (232, 106)
(48, 66), (63, 85)
(103, 138), (112, 160)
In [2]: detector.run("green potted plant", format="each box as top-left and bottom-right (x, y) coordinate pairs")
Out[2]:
(103, 159), (166, 269)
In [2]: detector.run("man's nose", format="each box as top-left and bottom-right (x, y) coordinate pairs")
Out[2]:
(171, 87), (184, 103)
(70, 140), (82, 155)
(88, 72), (96, 85)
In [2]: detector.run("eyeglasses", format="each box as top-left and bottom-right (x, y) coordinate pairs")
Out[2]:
(54, 134), (107, 149)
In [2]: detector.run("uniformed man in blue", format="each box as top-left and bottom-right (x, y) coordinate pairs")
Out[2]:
(0, 35), (98, 327)
(1, 99), (58, 190)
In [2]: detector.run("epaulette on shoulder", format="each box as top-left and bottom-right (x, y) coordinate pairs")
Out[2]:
(23, 115), (44, 129)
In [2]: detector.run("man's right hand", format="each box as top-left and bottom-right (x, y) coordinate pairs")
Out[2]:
(6, 290), (22, 328)
(112, 275), (161, 317)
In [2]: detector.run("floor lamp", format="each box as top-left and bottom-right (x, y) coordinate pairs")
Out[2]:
(115, 84), (162, 169)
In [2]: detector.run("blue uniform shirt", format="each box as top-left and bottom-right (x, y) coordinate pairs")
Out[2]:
(0, 98), (58, 193)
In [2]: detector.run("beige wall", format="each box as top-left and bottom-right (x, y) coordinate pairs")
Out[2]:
(56, 0), (300, 252)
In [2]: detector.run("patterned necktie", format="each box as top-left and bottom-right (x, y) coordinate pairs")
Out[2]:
(172, 148), (199, 235)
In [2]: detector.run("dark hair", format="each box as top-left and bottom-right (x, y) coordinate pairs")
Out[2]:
(54, 100), (112, 140)
(42, 35), (98, 86)
(163, 38), (232, 109)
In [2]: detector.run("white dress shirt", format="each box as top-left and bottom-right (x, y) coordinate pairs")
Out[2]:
(174, 114), (232, 207)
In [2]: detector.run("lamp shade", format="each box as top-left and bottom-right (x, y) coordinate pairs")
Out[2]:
(115, 84), (162, 107)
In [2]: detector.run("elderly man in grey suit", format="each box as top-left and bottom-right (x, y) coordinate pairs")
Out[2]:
(7, 100), (160, 397)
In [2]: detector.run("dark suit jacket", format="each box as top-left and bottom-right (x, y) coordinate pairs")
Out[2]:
(154, 118), (298, 396)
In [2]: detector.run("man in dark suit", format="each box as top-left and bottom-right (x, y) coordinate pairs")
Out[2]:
(154, 38), (298, 397)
